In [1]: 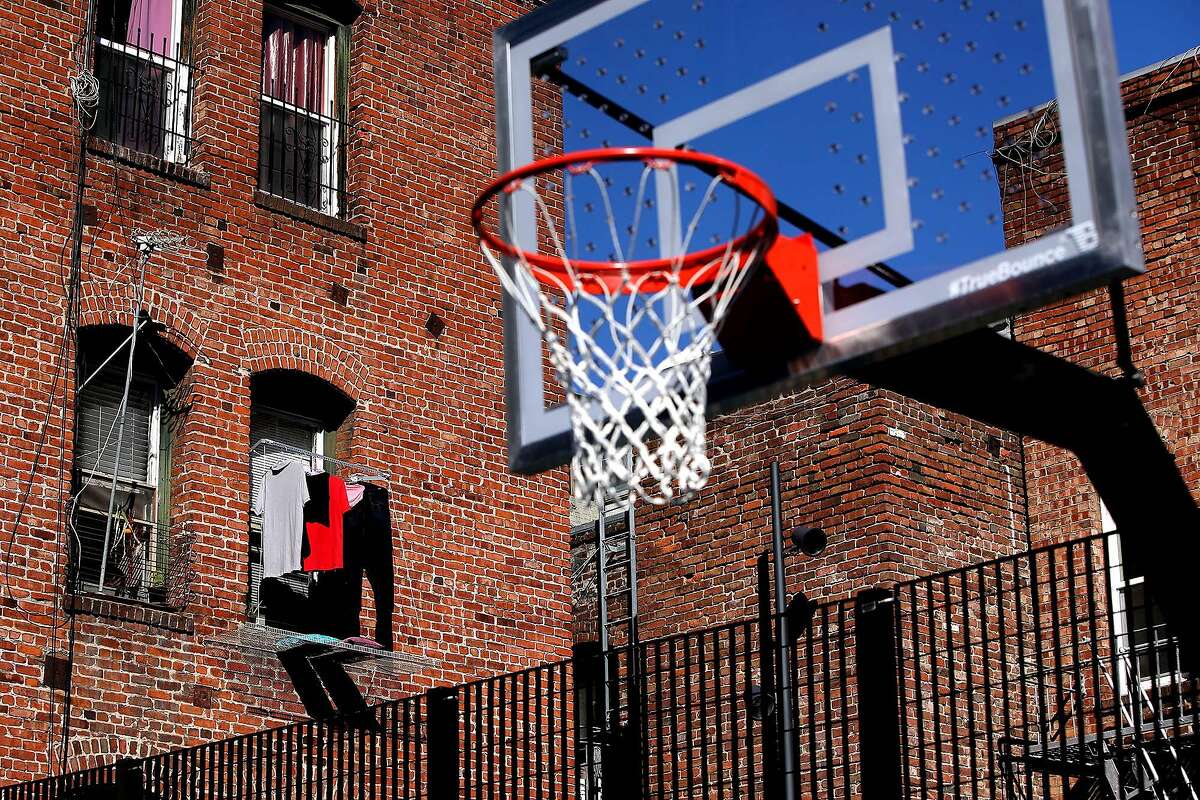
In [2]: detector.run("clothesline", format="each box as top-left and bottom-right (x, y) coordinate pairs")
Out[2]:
(250, 438), (390, 484)
(252, 440), (395, 649)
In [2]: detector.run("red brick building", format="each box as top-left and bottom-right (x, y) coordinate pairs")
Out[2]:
(0, 0), (572, 781)
(1013, 54), (1200, 545)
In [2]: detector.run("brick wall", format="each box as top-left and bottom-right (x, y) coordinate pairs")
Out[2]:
(573, 376), (1026, 643)
(1005, 55), (1200, 546)
(0, 0), (571, 780)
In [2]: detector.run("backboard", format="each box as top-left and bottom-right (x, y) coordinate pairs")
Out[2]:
(491, 0), (1143, 474)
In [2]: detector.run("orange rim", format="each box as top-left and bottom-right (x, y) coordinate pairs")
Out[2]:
(472, 147), (780, 290)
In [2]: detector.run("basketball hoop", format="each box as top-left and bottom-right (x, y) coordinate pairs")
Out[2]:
(472, 146), (784, 506)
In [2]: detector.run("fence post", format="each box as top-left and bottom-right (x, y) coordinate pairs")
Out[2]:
(114, 758), (143, 800)
(756, 552), (781, 800)
(427, 686), (459, 800)
(855, 588), (902, 800)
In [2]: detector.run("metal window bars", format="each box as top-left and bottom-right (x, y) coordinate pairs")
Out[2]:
(69, 511), (196, 610)
(93, 28), (194, 166)
(257, 88), (349, 218)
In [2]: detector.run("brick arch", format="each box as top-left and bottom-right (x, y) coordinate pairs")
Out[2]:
(78, 279), (209, 362)
(241, 327), (366, 403)
(65, 729), (156, 771)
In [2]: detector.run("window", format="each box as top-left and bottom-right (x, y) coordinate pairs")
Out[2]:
(93, 0), (194, 164)
(1103, 504), (1184, 690)
(246, 370), (354, 620)
(72, 328), (189, 604)
(247, 406), (326, 615)
(258, 7), (348, 216)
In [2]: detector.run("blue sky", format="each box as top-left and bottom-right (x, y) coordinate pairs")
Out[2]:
(1111, 0), (1200, 74)
(550, 0), (1199, 294)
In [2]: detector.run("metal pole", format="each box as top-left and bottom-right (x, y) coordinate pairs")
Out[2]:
(97, 253), (149, 590)
(756, 552), (780, 799)
(596, 488), (610, 686)
(626, 501), (638, 647)
(427, 687), (460, 800)
(769, 461), (797, 800)
(855, 588), (902, 800)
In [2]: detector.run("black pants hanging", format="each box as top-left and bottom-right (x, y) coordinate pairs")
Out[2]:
(311, 483), (394, 649)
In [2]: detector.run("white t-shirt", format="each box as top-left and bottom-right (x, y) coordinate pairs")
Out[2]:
(255, 461), (309, 578)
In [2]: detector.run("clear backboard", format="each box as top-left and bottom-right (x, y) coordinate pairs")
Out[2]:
(490, 0), (1143, 475)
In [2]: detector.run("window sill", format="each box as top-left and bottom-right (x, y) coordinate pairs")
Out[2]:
(253, 190), (367, 241)
(88, 138), (211, 188)
(65, 592), (194, 634)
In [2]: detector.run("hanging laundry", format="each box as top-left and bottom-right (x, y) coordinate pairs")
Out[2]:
(304, 471), (331, 526)
(256, 461), (309, 578)
(259, 575), (313, 631)
(311, 483), (393, 648)
(303, 473), (348, 571)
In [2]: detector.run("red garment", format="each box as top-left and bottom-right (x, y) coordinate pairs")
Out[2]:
(304, 474), (347, 571)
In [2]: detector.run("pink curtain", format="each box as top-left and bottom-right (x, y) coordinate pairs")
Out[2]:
(124, 0), (173, 55)
(262, 15), (327, 114)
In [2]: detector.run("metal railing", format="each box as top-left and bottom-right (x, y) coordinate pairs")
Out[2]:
(93, 32), (194, 167)
(1, 606), (856, 800)
(895, 531), (1197, 800)
(70, 512), (195, 610)
(257, 91), (349, 219)
(0, 763), (118, 800)
(8, 531), (1195, 799)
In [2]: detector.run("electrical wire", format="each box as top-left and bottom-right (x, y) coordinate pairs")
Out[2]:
(1139, 45), (1200, 127)
(68, 69), (99, 131)
(0, 261), (80, 624)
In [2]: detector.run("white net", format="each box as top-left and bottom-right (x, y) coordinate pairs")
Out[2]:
(477, 153), (775, 506)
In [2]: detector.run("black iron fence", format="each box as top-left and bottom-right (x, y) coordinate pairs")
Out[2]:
(5, 532), (1194, 800)
(895, 532), (1197, 800)
(0, 762), (118, 800)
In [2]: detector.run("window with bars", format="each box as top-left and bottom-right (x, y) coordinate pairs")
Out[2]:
(258, 6), (349, 217)
(93, 0), (194, 165)
(72, 327), (195, 608)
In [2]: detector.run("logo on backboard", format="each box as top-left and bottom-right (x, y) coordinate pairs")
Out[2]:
(948, 222), (1100, 299)
(1064, 221), (1100, 253)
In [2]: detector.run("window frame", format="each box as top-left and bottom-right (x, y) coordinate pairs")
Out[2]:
(73, 372), (173, 601)
(75, 376), (162, 511)
(94, 0), (192, 164)
(258, 4), (346, 217)
(1104, 513), (1186, 693)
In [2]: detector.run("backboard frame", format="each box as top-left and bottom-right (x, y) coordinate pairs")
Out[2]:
(492, 0), (1143, 475)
